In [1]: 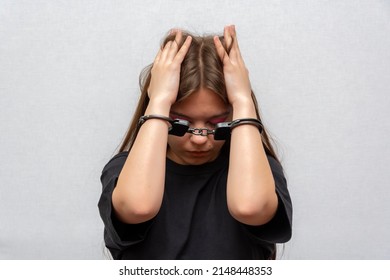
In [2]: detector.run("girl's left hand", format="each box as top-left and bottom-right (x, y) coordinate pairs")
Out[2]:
(214, 25), (252, 107)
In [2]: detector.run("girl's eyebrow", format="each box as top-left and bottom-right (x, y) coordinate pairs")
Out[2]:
(170, 111), (230, 119)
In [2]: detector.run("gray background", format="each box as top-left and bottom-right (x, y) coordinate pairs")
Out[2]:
(1, 0), (389, 259)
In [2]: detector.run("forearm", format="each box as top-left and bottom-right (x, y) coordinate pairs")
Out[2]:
(112, 31), (192, 224)
(227, 100), (278, 226)
(112, 101), (171, 224)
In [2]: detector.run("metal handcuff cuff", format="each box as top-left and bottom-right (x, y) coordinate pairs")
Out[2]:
(138, 114), (263, 140)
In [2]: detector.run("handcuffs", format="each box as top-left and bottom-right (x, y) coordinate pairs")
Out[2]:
(138, 114), (263, 140)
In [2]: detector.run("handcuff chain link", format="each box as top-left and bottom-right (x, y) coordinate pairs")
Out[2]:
(187, 127), (215, 136)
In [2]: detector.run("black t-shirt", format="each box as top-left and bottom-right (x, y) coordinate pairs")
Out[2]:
(98, 148), (292, 259)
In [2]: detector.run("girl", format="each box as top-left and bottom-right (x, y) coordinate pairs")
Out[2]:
(98, 25), (292, 259)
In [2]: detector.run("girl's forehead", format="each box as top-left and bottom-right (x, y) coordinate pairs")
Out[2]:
(170, 102), (231, 120)
(171, 88), (230, 118)
(170, 109), (231, 120)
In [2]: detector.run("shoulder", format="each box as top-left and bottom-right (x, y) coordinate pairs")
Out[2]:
(102, 151), (129, 173)
(100, 151), (129, 186)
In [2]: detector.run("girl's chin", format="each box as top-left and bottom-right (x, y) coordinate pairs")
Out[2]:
(168, 151), (218, 165)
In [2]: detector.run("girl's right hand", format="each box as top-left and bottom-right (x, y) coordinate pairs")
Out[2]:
(147, 30), (192, 107)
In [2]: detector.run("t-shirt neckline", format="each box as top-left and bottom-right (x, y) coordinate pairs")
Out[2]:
(166, 150), (229, 175)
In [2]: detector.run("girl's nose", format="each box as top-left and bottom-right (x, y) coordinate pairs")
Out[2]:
(189, 134), (209, 145)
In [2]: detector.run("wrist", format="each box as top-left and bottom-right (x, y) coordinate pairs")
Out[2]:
(148, 91), (176, 106)
(145, 99), (172, 116)
(230, 118), (263, 133)
(231, 98), (257, 119)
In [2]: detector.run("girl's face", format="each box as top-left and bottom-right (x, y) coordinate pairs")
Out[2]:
(167, 88), (231, 165)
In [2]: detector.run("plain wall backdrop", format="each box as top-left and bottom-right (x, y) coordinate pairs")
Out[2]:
(1, 0), (389, 259)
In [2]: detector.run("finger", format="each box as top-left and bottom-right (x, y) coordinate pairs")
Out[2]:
(228, 25), (242, 62)
(153, 47), (163, 64)
(213, 35), (230, 65)
(231, 25), (239, 49)
(224, 25), (233, 51)
(174, 29), (183, 48)
(160, 41), (172, 62)
(173, 35), (192, 64)
(167, 30), (183, 59)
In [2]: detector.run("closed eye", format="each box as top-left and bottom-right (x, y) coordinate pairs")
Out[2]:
(170, 114), (190, 122)
(209, 117), (228, 125)
(169, 111), (230, 127)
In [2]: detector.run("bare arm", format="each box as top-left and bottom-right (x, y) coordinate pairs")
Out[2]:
(112, 32), (192, 224)
(214, 26), (278, 226)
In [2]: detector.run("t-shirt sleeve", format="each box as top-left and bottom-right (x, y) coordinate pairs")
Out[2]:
(244, 155), (293, 244)
(97, 152), (153, 254)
